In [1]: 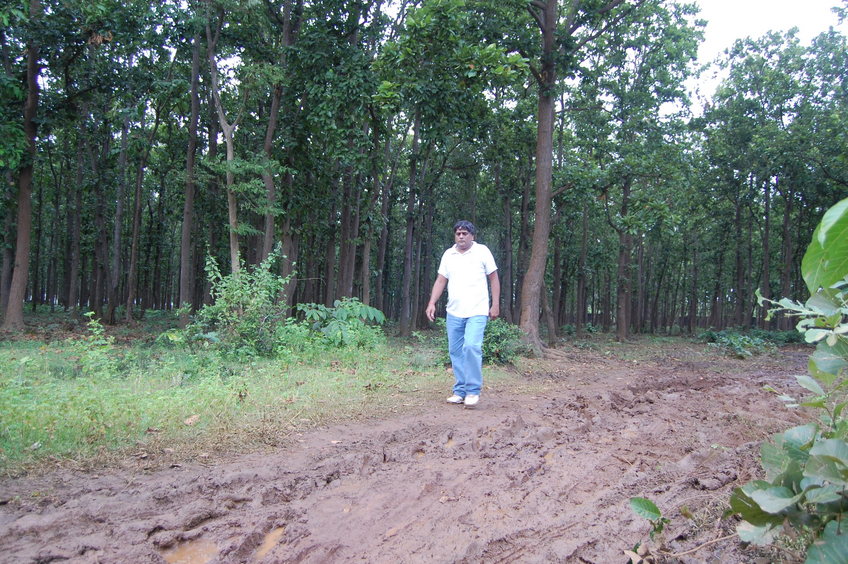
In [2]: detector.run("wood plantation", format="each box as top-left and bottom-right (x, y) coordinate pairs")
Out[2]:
(1, 0), (846, 347)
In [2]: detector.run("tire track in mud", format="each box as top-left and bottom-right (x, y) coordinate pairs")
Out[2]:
(0, 349), (808, 563)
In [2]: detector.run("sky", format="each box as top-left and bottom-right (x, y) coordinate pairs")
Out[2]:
(690, 0), (846, 97)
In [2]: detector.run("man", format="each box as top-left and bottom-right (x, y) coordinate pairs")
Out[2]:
(425, 220), (500, 408)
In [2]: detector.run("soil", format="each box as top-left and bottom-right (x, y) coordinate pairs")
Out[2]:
(0, 342), (813, 563)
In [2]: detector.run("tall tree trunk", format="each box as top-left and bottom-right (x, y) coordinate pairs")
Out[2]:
(733, 191), (745, 327)
(107, 116), (130, 324)
(125, 109), (162, 322)
(778, 182), (795, 331)
(2, 0), (41, 330)
(398, 112), (421, 337)
(687, 241), (698, 334)
(498, 163), (515, 323)
(575, 200), (588, 334)
(760, 181), (772, 328)
(519, 0), (558, 352)
(179, 33), (201, 326)
(260, 0), (302, 261)
(207, 9), (242, 273)
(0, 174), (14, 315)
(30, 180), (43, 310)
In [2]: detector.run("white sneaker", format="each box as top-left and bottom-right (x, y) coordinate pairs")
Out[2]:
(446, 395), (464, 404)
(463, 394), (479, 408)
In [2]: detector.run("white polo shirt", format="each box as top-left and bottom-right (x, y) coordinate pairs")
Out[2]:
(437, 241), (498, 318)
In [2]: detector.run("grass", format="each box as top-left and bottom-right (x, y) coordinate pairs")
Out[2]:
(0, 323), (522, 477)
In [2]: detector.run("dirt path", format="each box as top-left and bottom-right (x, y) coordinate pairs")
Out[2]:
(0, 343), (810, 563)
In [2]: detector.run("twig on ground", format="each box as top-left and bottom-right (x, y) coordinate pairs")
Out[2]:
(658, 533), (737, 558)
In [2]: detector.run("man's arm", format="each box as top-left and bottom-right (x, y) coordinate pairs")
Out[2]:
(488, 271), (500, 319)
(425, 274), (448, 321)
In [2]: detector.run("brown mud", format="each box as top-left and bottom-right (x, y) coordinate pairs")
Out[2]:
(0, 343), (811, 563)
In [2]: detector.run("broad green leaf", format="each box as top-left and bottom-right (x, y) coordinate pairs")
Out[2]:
(796, 374), (826, 396)
(809, 349), (847, 385)
(806, 329), (830, 344)
(761, 442), (792, 479)
(805, 439), (848, 487)
(805, 520), (848, 564)
(629, 497), (662, 521)
(776, 424), (818, 463)
(730, 483), (786, 526)
(749, 486), (803, 513)
(803, 484), (843, 504)
(736, 521), (781, 546)
(803, 197), (848, 294)
(806, 293), (841, 316)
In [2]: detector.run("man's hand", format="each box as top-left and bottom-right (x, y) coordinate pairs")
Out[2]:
(489, 304), (500, 320)
(425, 303), (437, 322)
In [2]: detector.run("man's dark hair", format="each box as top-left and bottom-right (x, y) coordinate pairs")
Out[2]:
(453, 220), (477, 235)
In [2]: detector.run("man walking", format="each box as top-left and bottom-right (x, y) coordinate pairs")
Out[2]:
(425, 220), (500, 408)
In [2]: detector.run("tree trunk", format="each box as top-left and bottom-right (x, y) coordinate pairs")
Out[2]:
(519, 0), (558, 353)
(575, 200), (588, 334)
(398, 111), (421, 337)
(760, 181), (772, 328)
(2, 0), (41, 330)
(207, 10), (242, 273)
(614, 178), (633, 342)
(125, 109), (162, 322)
(179, 32), (201, 326)
(107, 116), (130, 324)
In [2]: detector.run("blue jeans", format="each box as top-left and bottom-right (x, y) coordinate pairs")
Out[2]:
(446, 314), (488, 397)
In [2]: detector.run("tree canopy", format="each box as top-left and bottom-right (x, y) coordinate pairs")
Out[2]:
(1, 0), (846, 342)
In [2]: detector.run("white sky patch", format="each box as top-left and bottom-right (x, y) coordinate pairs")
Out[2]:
(687, 0), (846, 104)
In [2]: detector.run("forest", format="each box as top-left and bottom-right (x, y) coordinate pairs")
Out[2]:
(1, 0), (847, 348)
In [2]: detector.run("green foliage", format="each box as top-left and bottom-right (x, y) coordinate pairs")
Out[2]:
(731, 198), (848, 561)
(698, 329), (776, 358)
(482, 318), (531, 365)
(183, 249), (293, 357)
(297, 298), (386, 348)
(68, 312), (119, 377)
(172, 254), (387, 358)
(629, 497), (670, 541)
(748, 328), (808, 346)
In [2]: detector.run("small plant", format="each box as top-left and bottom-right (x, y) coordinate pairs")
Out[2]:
(630, 497), (670, 541)
(729, 197), (848, 561)
(627, 497), (666, 563)
(68, 312), (119, 377)
(482, 318), (530, 364)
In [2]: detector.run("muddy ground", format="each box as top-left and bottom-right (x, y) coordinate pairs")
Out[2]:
(0, 342), (812, 563)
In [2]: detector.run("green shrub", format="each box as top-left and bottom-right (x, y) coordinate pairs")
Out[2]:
(729, 197), (848, 561)
(698, 329), (775, 358)
(748, 328), (808, 345)
(68, 312), (119, 377)
(297, 297), (386, 349)
(180, 249), (293, 357)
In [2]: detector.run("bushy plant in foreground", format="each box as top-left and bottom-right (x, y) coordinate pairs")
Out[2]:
(729, 198), (848, 562)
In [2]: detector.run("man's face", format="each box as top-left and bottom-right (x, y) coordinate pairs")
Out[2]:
(454, 229), (474, 252)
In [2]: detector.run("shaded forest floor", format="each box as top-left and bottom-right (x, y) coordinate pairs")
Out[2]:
(0, 338), (812, 563)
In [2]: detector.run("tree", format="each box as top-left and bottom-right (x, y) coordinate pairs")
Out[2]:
(2, 0), (41, 331)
